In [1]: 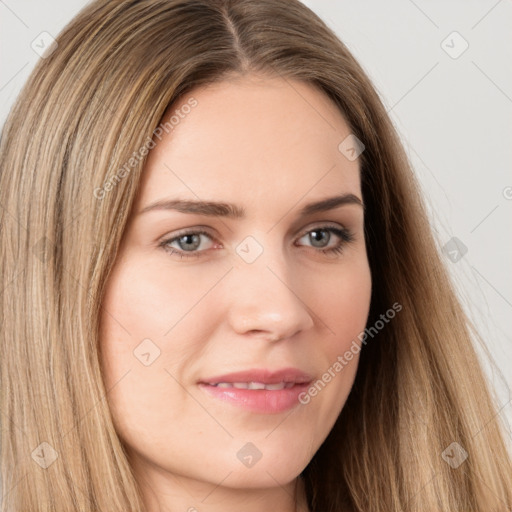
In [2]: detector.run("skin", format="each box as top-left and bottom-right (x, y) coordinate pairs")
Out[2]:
(99, 73), (372, 512)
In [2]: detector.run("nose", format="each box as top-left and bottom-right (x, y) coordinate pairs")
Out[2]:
(225, 246), (315, 342)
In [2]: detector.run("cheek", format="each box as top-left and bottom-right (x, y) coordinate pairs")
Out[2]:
(97, 259), (225, 437)
(312, 259), (372, 353)
(295, 258), (371, 422)
(101, 260), (211, 336)
(99, 258), (225, 365)
(313, 262), (370, 375)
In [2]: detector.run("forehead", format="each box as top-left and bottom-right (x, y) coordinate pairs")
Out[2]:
(135, 74), (361, 216)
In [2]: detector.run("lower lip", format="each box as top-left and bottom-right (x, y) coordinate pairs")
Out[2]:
(198, 383), (311, 414)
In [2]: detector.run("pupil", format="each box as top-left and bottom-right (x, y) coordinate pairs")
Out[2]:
(180, 234), (200, 251)
(310, 230), (329, 247)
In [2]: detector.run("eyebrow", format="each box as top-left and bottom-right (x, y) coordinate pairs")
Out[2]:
(137, 193), (364, 218)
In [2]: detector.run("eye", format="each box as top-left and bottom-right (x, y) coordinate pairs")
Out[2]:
(159, 225), (355, 259)
(296, 225), (355, 256)
(159, 229), (216, 258)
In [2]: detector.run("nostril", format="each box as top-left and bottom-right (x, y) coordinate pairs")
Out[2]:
(248, 331), (285, 343)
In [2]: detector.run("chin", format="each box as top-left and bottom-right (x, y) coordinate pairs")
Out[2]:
(220, 462), (306, 489)
(214, 440), (312, 488)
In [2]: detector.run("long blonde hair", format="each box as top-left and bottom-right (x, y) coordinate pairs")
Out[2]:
(1, 1), (510, 510)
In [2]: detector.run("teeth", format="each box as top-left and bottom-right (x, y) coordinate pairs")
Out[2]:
(248, 382), (266, 390)
(211, 381), (294, 390)
(264, 382), (286, 390)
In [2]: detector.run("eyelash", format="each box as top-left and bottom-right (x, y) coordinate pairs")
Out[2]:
(158, 225), (355, 260)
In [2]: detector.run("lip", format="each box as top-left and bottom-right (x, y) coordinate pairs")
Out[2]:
(200, 367), (313, 385)
(198, 367), (313, 414)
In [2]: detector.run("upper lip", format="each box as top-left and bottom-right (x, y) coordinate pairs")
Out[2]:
(200, 367), (314, 385)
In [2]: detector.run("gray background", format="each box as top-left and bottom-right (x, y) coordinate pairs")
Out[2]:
(1, 0), (511, 446)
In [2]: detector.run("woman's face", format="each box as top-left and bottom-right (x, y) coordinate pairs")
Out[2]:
(99, 73), (371, 506)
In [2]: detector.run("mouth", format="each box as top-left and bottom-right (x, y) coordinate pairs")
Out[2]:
(207, 381), (296, 390)
(198, 367), (313, 414)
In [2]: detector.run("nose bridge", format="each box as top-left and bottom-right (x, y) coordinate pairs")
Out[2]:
(225, 233), (315, 340)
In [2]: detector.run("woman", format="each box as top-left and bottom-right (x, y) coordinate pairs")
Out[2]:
(1, 1), (510, 511)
